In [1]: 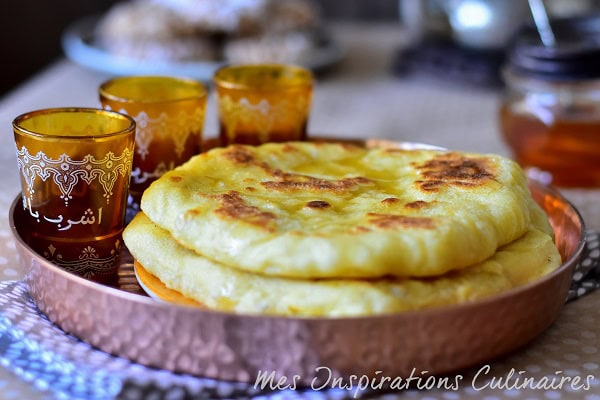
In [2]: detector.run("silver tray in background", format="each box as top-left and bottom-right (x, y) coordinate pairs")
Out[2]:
(61, 15), (345, 82)
(9, 175), (585, 386)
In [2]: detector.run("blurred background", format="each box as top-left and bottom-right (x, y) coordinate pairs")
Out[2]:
(1, 0), (599, 95)
(0, 0), (397, 96)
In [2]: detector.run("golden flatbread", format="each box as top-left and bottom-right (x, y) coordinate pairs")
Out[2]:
(124, 212), (560, 317)
(141, 142), (537, 278)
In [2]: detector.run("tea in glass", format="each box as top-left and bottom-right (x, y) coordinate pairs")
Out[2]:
(99, 76), (207, 205)
(13, 108), (136, 283)
(213, 64), (313, 145)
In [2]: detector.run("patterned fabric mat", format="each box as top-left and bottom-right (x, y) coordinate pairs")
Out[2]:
(0, 281), (350, 400)
(0, 231), (598, 400)
(567, 231), (600, 301)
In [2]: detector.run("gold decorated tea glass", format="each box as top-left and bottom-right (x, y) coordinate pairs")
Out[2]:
(13, 108), (136, 283)
(213, 63), (313, 145)
(99, 75), (207, 205)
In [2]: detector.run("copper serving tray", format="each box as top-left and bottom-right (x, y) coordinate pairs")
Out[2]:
(9, 155), (585, 385)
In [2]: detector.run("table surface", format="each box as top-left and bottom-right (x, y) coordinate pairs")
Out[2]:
(0, 22), (599, 399)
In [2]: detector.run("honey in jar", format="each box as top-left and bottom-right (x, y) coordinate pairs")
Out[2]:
(500, 16), (600, 187)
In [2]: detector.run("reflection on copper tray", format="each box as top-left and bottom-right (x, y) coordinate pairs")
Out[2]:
(9, 139), (585, 385)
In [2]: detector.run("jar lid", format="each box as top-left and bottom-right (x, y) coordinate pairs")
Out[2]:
(507, 15), (600, 81)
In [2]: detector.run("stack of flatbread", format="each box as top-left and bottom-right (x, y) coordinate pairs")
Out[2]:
(123, 141), (561, 317)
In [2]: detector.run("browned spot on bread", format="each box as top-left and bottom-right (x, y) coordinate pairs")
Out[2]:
(281, 144), (300, 153)
(415, 180), (443, 192)
(185, 208), (202, 217)
(223, 146), (256, 164)
(415, 153), (495, 191)
(266, 167), (287, 179)
(245, 187), (257, 192)
(338, 142), (364, 151)
(384, 148), (413, 154)
(305, 200), (331, 209)
(367, 213), (435, 230)
(213, 191), (275, 230)
(404, 200), (429, 209)
(169, 176), (182, 183)
(261, 175), (371, 193)
(353, 226), (372, 233)
(381, 197), (401, 206)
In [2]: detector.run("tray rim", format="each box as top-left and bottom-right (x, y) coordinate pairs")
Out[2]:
(8, 139), (587, 383)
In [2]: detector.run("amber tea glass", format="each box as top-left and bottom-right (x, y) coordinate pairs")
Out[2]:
(213, 64), (313, 145)
(99, 76), (207, 204)
(13, 108), (135, 283)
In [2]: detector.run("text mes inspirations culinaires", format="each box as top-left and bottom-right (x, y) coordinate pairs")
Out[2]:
(253, 365), (596, 397)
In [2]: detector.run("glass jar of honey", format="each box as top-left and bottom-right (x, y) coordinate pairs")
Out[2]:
(499, 16), (600, 187)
